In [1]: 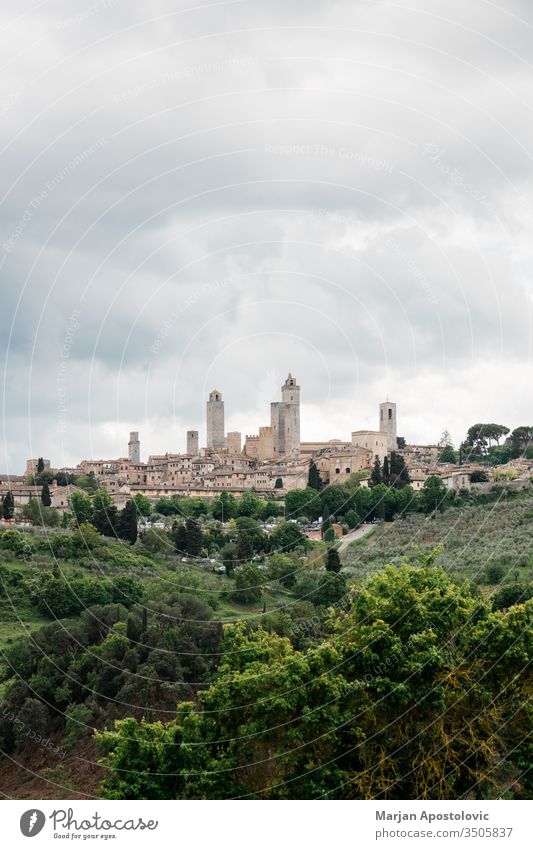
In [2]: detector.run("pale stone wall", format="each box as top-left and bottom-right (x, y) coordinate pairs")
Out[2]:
(206, 390), (225, 449)
(351, 430), (388, 463)
(25, 459), (51, 477)
(379, 402), (397, 451)
(186, 430), (199, 455)
(258, 426), (274, 460)
(128, 432), (141, 464)
(328, 448), (373, 482)
(225, 431), (242, 455)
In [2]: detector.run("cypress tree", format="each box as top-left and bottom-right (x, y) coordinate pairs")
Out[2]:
(382, 456), (390, 487)
(308, 460), (322, 490)
(370, 458), (382, 487)
(41, 483), (52, 507)
(172, 522), (188, 554)
(3, 491), (15, 520)
(37, 457), (45, 475)
(185, 517), (203, 556)
(325, 547), (342, 573)
(118, 500), (138, 544)
(236, 531), (254, 564)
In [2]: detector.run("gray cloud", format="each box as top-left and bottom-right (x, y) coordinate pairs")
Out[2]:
(1, 0), (532, 470)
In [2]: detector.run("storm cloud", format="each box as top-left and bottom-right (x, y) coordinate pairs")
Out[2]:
(1, 0), (532, 470)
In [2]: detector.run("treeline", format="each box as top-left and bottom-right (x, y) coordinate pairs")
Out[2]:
(97, 563), (532, 800)
(0, 587), (223, 760)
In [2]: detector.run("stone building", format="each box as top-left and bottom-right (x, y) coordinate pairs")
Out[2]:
(225, 431), (242, 455)
(379, 401), (397, 451)
(128, 432), (141, 464)
(271, 373), (300, 458)
(206, 389), (225, 449)
(25, 458), (51, 478)
(186, 430), (199, 455)
(351, 430), (388, 463)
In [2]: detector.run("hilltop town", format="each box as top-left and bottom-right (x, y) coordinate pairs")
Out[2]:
(1, 373), (532, 517)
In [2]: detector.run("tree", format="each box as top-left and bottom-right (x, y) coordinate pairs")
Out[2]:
(234, 516), (265, 553)
(237, 491), (263, 518)
(510, 426), (533, 456)
(41, 483), (52, 507)
(396, 436), (406, 449)
(117, 501), (138, 544)
(274, 477), (283, 489)
(133, 493), (152, 519)
(382, 456), (390, 487)
(92, 489), (118, 537)
(37, 458), (45, 475)
(311, 572), (346, 606)
(325, 547), (342, 573)
(466, 423), (510, 455)
(284, 488), (321, 522)
(439, 445), (457, 464)
(69, 491), (93, 525)
(308, 460), (322, 491)
(420, 475), (448, 514)
(172, 522), (188, 554)
(492, 582), (533, 611)
(221, 542), (237, 576)
(389, 452), (411, 488)
(235, 529), (254, 564)
(97, 566), (533, 801)
(232, 563), (263, 604)
(345, 509), (360, 529)
(2, 491), (15, 520)
(438, 429), (454, 448)
(270, 521), (308, 552)
(470, 470), (489, 483)
(185, 518), (203, 556)
(370, 458), (382, 487)
(211, 492), (238, 521)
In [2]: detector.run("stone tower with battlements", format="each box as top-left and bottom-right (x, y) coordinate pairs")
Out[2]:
(206, 389), (225, 449)
(128, 431), (141, 464)
(379, 401), (397, 451)
(271, 373), (300, 457)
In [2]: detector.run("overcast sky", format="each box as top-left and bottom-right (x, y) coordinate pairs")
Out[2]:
(1, 0), (532, 471)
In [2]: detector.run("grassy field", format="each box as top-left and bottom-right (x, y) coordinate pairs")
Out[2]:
(341, 492), (533, 591)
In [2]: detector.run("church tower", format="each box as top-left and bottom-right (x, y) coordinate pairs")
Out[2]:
(379, 401), (397, 451)
(206, 390), (225, 449)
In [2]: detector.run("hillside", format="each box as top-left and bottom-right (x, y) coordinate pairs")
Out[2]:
(341, 492), (533, 595)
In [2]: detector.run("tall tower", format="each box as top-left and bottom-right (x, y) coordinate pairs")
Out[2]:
(271, 373), (300, 457)
(379, 401), (397, 451)
(206, 389), (225, 449)
(128, 431), (141, 464)
(187, 430), (199, 455)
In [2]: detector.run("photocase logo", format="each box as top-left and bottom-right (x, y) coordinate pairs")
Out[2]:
(20, 810), (46, 837)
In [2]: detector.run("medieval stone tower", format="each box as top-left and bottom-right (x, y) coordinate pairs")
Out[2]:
(187, 430), (199, 455)
(128, 431), (141, 464)
(206, 389), (225, 449)
(271, 373), (301, 457)
(379, 401), (397, 451)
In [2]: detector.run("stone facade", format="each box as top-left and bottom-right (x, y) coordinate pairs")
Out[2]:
(271, 373), (300, 458)
(225, 431), (242, 455)
(379, 401), (397, 451)
(128, 432), (141, 464)
(25, 459), (51, 478)
(351, 430), (388, 463)
(206, 389), (225, 449)
(186, 430), (199, 455)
